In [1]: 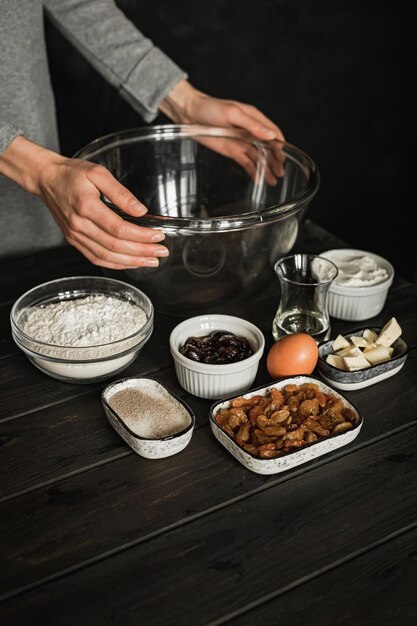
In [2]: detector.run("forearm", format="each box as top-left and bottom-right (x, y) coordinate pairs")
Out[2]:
(159, 80), (200, 123)
(44, 0), (187, 122)
(0, 135), (62, 196)
(0, 134), (169, 269)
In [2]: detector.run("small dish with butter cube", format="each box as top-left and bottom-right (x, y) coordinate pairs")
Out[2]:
(317, 317), (408, 390)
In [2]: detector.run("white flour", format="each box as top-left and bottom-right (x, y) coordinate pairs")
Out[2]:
(18, 294), (149, 380)
(21, 294), (147, 347)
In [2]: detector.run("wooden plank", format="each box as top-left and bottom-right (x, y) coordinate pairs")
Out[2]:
(2, 275), (415, 421)
(0, 376), (416, 599)
(0, 246), (89, 307)
(0, 354), (96, 421)
(1, 218), (415, 365)
(0, 313), (178, 421)
(0, 303), (14, 358)
(0, 368), (212, 501)
(233, 526), (417, 626)
(0, 393), (129, 500)
(1, 323), (416, 499)
(4, 260), (414, 365)
(0, 425), (416, 624)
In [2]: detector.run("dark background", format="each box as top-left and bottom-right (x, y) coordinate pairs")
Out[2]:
(45, 0), (416, 282)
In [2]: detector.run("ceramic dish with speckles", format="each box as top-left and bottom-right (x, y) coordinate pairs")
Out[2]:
(209, 375), (362, 475)
(317, 327), (408, 391)
(102, 377), (195, 459)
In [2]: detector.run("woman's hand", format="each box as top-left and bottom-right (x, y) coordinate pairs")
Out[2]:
(160, 79), (285, 141)
(0, 82), (285, 268)
(0, 136), (168, 269)
(160, 80), (286, 181)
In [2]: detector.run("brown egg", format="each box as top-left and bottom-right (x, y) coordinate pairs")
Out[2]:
(267, 333), (318, 378)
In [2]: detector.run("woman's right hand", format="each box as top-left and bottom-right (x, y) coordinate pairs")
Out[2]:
(0, 136), (168, 269)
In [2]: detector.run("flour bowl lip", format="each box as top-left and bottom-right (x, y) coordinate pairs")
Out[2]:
(101, 376), (195, 441)
(10, 275), (154, 356)
(169, 313), (265, 373)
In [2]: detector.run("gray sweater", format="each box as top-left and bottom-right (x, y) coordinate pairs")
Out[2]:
(0, 0), (186, 258)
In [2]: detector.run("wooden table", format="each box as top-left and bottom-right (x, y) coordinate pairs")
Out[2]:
(1, 221), (416, 625)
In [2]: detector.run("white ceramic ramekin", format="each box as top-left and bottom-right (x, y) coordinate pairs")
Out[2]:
(320, 249), (394, 321)
(169, 314), (265, 399)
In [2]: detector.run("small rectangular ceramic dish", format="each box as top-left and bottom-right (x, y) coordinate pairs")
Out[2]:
(209, 375), (362, 475)
(317, 327), (408, 391)
(102, 377), (195, 459)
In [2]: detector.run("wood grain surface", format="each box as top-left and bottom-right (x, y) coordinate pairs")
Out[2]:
(1, 221), (416, 625)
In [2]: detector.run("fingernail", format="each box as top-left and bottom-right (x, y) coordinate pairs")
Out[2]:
(154, 247), (169, 257)
(145, 258), (159, 267)
(151, 232), (165, 242)
(131, 201), (147, 216)
(264, 129), (275, 139)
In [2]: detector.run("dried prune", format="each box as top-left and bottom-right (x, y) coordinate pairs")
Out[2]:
(179, 330), (253, 364)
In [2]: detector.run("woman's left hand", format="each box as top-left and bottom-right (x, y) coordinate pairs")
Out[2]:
(159, 80), (286, 181)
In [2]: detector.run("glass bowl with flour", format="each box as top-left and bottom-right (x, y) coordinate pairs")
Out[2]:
(10, 276), (154, 383)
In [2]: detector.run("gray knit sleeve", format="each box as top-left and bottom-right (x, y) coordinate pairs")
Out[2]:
(44, 0), (187, 123)
(0, 122), (24, 155)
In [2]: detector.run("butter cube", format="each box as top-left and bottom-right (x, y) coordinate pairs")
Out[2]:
(376, 317), (402, 347)
(336, 346), (362, 358)
(365, 345), (392, 365)
(344, 354), (372, 371)
(332, 334), (350, 351)
(350, 336), (369, 348)
(363, 329), (378, 343)
(326, 354), (346, 370)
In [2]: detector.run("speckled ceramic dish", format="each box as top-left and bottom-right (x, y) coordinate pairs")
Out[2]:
(101, 377), (195, 459)
(318, 327), (408, 390)
(209, 376), (362, 475)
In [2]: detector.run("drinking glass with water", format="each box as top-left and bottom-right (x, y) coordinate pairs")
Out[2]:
(272, 254), (339, 343)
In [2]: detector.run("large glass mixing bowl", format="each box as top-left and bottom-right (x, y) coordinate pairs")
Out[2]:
(74, 125), (319, 314)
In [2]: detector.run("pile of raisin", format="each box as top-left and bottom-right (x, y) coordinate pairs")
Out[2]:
(179, 331), (253, 364)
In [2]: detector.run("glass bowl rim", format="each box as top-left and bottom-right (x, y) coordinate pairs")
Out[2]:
(10, 275), (154, 355)
(73, 124), (320, 230)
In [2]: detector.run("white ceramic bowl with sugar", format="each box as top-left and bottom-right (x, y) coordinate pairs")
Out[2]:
(169, 314), (265, 399)
(10, 276), (154, 383)
(320, 249), (394, 321)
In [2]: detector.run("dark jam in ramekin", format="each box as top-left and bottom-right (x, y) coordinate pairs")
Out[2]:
(179, 331), (253, 364)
